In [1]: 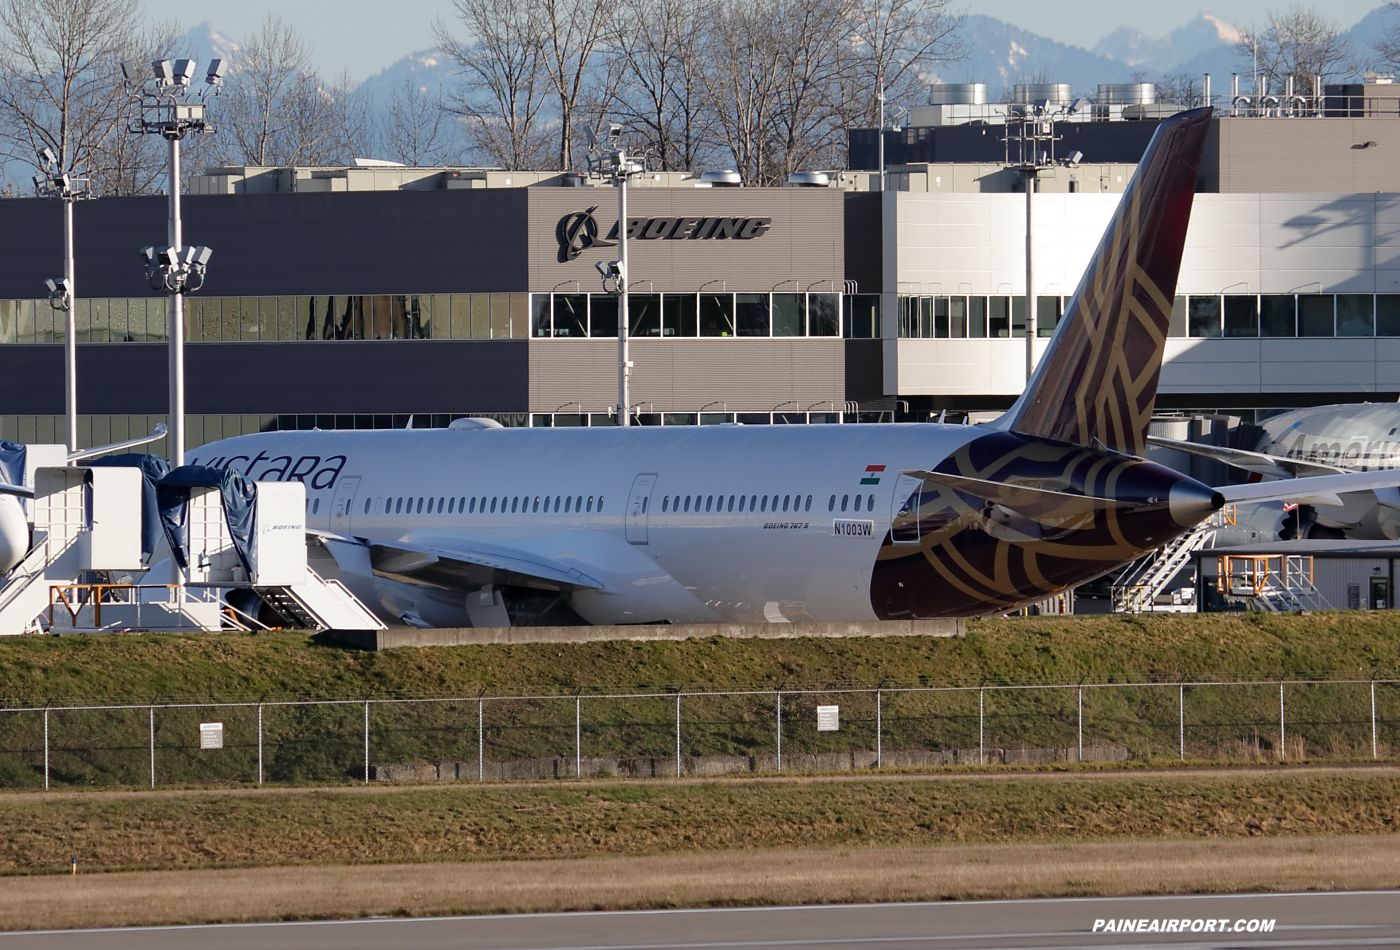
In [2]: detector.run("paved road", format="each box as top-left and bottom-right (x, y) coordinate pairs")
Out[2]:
(2, 891), (1397, 950)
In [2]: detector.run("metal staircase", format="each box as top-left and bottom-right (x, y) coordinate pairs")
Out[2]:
(1112, 506), (1231, 613)
(254, 579), (383, 631)
(1217, 553), (1332, 612)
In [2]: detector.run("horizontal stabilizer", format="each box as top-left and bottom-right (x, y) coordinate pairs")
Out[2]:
(1147, 435), (1345, 479)
(1218, 470), (1400, 508)
(901, 469), (1130, 520)
(0, 481), (32, 498)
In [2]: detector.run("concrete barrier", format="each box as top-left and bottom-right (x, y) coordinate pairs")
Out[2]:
(325, 617), (965, 650)
(369, 743), (1129, 781)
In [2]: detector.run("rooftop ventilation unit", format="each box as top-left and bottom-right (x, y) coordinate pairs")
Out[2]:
(785, 171), (830, 187)
(927, 83), (987, 105)
(1098, 83), (1156, 105)
(699, 169), (743, 187)
(1014, 83), (1072, 106)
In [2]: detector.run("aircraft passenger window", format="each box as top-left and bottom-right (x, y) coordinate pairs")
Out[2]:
(415, 497), (423, 514)
(554, 496), (561, 512)
(469, 498), (476, 513)
(364, 498), (371, 515)
(588, 496), (594, 512)
(805, 495), (812, 512)
(439, 497), (445, 513)
(543, 496), (550, 511)
(533, 497), (540, 512)
(662, 496), (669, 512)
(641, 497), (647, 513)
(782, 496), (790, 512)
(682, 496), (690, 512)
(772, 495), (779, 510)
(460, 497), (466, 511)
(727, 495), (735, 512)
(750, 495), (757, 510)
(868, 495), (875, 511)
(577, 495), (583, 511)
(760, 496), (767, 512)
(841, 495), (848, 511)
(828, 495), (836, 511)
(490, 497), (497, 513)
(312, 498), (320, 514)
(597, 496), (603, 511)
(395, 498), (403, 514)
(701, 496), (708, 511)
(737, 496), (745, 512)
(565, 496), (572, 513)
(448, 498), (455, 513)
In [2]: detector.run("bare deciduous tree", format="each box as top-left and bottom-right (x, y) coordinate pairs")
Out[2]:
(212, 16), (346, 166)
(609, 0), (710, 171)
(0, 0), (176, 194)
(376, 79), (460, 165)
(1235, 6), (1356, 97)
(1374, 2), (1400, 74)
(435, 0), (552, 169)
(833, 0), (963, 130)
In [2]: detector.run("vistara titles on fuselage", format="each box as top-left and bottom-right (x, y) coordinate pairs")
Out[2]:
(192, 108), (1227, 628)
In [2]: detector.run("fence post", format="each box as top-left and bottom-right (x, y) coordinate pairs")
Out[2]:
(575, 695), (581, 779)
(675, 692), (681, 778)
(776, 691), (782, 772)
(978, 689), (984, 765)
(1179, 685), (1185, 761)
(1372, 679), (1378, 760)
(363, 700), (370, 783)
(1279, 682), (1285, 762)
(477, 699), (484, 782)
(876, 690), (882, 769)
(1077, 687), (1083, 763)
(42, 705), (49, 791)
(148, 704), (155, 789)
(257, 702), (263, 785)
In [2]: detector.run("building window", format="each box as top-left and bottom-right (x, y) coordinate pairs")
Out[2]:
(1299, 295), (1335, 337)
(1337, 294), (1374, 336)
(772, 294), (803, 336)
(1223, 296), (1258, 337)
(553, 294), (587, 337)
(735, 293), (769, 336)
(1188, 296), (1221, 337)
(1260, 295), (1295, 336)
(699, 294), (734, 336)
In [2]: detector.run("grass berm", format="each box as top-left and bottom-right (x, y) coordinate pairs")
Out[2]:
(0, 612), (1398, 788)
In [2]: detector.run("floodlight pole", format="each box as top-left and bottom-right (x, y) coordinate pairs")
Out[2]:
(617, 161), (630, 426)
(877, 73), (885, 192)
(62, 197), (76, 454)
(167, 134), (185, 469)
(1024, 166), (1034, 382)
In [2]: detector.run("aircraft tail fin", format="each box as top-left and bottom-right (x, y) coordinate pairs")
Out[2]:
(997, 107), (1211, 455)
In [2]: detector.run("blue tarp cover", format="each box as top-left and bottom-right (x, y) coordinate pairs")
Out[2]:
(87, 454), (170, 565)
(0, 441), (25, 489)
(156, 465), (257, 574)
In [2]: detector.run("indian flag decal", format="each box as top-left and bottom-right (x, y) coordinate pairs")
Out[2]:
(860, 464), (885, 485)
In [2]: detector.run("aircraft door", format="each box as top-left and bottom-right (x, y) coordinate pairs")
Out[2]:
(625, 473), (658, 544)
(890, 473), (924, 545)
(330, 476), (361, 533)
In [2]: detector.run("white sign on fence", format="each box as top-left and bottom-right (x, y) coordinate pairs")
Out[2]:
(816, 705), (840, 731)
(199, 722), (223, 750)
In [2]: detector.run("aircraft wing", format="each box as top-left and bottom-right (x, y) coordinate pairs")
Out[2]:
(365, 533), (605, 593)
(0, 481), (32, 498)
(1146, 435), (1345, 479)
(1217, 470), (1400, 508)
(901, 469), (1132, 520)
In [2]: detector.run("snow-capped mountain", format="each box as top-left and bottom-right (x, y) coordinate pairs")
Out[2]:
(356, 49), (455, 104)
(1093, 14), (1241, 71)
(176, 22), (240, 71)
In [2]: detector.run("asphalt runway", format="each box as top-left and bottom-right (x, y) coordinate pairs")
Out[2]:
(2, 891), (1398, 950)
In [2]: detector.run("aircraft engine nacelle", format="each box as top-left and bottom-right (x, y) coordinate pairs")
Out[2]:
(0, 495), (28, 574)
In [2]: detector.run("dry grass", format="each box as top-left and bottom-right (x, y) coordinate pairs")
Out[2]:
(3, 835), (1398, 931)
(3, 766), (1400, 875)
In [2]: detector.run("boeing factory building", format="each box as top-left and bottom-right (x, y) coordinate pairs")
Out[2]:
(1, 79), (1398, 453)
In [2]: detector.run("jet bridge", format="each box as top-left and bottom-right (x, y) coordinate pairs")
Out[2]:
(0, 452), (382, 635)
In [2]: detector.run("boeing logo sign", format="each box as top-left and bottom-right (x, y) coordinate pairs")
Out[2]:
(556, 210), (773, 262)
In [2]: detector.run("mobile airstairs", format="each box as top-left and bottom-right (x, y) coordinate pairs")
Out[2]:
(0, 452), (382, 635)
(1111, 506), (1233, 613)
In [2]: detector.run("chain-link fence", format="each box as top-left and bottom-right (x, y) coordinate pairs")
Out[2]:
(2, 678), (1396, 789)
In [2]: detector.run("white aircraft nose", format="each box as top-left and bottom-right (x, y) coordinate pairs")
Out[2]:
(1168, 479), (1225, 528)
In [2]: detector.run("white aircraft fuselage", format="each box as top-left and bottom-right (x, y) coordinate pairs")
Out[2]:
(194, 422), (1212, 626)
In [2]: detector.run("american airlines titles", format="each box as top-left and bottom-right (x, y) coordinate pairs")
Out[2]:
(1280, 434), (1400, 468)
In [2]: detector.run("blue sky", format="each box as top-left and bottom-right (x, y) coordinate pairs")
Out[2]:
(158, 0), (1389, 83)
